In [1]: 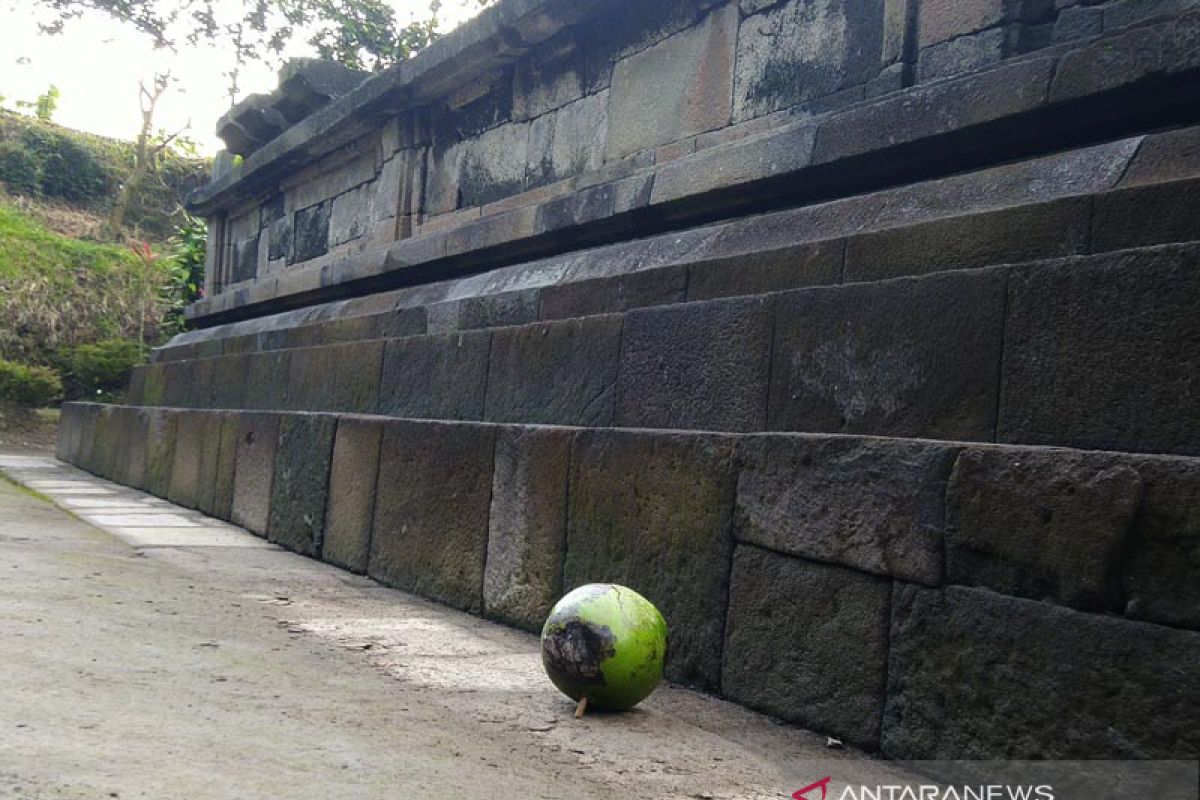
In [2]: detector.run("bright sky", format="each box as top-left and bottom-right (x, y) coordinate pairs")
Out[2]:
(0, 1), (482, 155)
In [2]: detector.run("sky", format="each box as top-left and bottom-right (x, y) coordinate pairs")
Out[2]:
(0, 1), (482, 156)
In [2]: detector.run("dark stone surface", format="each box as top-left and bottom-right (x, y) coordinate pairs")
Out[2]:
(231, 413), (281, 536)
(124, 408), (149, 490)
(484, 316), (623, 426)
(192, 412), (227, 514)
(378, 331), (491, 420)
(233, 233), (260, 284)
(322, 416), (383, 574)
(769, 269), (1007, 440)
(291, 201), (331, 264)
(723, 545), (891, 749)
(484, 426), (572, 632)
(141, 364), (167, 407)
(127, 367), (147, 406)
(883, 584), (1200, 758)
(687, 240), (843, 301)
(163, 361), (195, 408)
(736, 435), (956, 585)
(946, 446), (1142, 611)
(1091, 178), (1200, 253)
(564, 429), (737, 689)
(999, 246), (1200, 455)
(143, 409), (179, 499)
(243, 351), (291, 410)
(1124, 456), (1200, 630)
(268, 413), (337, 557)
(456, 289), (541, 331)
(616, 296), (773, 432)
(188, 358), (217, 408)
(539, 266), (689, 320)
(369, 420), (496, 612)
(208, 412), (239, 521)
(843, 198), (1091, 282)
(286, 341), (383, 414)
(167, 411), (206, 509)
(210, 354), (250, 410)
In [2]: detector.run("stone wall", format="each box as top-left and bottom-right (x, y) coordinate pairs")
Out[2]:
(189, 0), (1200, 323)
(58, 402), (1200, 757)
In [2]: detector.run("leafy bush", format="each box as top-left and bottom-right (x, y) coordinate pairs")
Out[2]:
(20, 126), (114, 203)
(0, 358), (62, 408)
(61, 338), (145, 400)
(0, 141), (40, 195)
(161, 216), (207, 337)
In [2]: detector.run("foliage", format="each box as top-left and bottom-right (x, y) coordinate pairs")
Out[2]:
(35, 85), (60, 122)
(0, 141), (42, 195)
(0, 358), (62, 408)
(60, 338), (144, 400)
(160, 215), (206, 337)
(0, 203), (174, 366)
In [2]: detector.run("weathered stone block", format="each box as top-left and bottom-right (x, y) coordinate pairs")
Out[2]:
(484, 426), (572, 632)
(1091, 179), (1200, 253)
(616, 296), (774, 432)
(723, 546), (891, 748)
(736, 434), (956, 585)
(162, 360), (195, 408)
(244, 351), (290, 410)
(946, 446), (1142, 611)
(883, 584), (1200, 758)
(456, 289), (540, 331)
(540, 265), (688, 320)
(209, 354), (249, 410)
(605, 4), (737, 160)
(918, 0), (1005, 48)
(917, 25), (1010, 82)
(143, 409), (179, 499)
(231, 413), (281, 536)
(291, 201), (331, 264)
(687, 240), (842, 301)
(329, 182), (371, 247)
(322, 416), (383, 574)
(457, 122), (532, 209)
(378, 331), (491, 420)
(999, 246), (1200, 456)
(844, 198), (1091, 282)
(485, 316), (622, 426)
(1125, 456), (1200, 630)
(167, 410), (206, 509)
(734, 0), (886, 121)
(769, 269), (1007, 440)
(125, 408), (150, 490)
(369, 420), (496, 612)
(526, 90), (608, 185)
(565, 430), (737, 689)
(268, 413), (337, 557)
(286, 341), (383, 414)
(204, 412), (239, 522)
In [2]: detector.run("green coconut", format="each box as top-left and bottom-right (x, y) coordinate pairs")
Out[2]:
(540, 583), (668, 711)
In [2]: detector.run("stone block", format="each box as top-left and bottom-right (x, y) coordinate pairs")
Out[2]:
(918, 0), (1005, 48)
(734, 0), (886, 121)
(812, 57), (1054, 165)
(231, 413), (281, 536)
(883, 584), (1200, 758)
(686, 240), (843, 301)
(736, 435), (956, 585)
(844, 198), (1091, 282)
(1119, 125), (1200, 188)
(378, 331), (491, 421)
(244, 351), (291, 410)
(268, 413), (337, 557)
(1124, 456), (1200, 630)
(329, 182), (371, 247)
(565, 430), (737, 689)
(291, 201), (331, 264)
(723, 546), (891, 748)
(526, 90), (608, 186)
(917, 25), (1010, 82)
(605, 4), (737, 160)
(143, 409), (179, 499)
(539, 266), (689, 320)
(616, 296), (774, 432)
(484, 426), (572, 632)
(125, 408), (150, 490)
(162, 360), (195, 408)
(127, 367), (147, 406)
(769, 269), (1007, 440)
(456, 289), (541, 330)
(1092, 179), (1200, 253)
(946, 446), (1142, 611)
(322, 416), (384, 574)
(484, 316), (622, 426)
(369, 420), (496, 612)
(209, 354), (250, 410)
(141, 364), (167, 407)
(202, 412), (239, 522)
(457, 122), (532, 209)
(999, 246), (1200, 455)
(286, 341), (383, 414)
(167, 411), (206, 509)
(190, 412), (227, 515)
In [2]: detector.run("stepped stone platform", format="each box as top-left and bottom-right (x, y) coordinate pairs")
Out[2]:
(60, 0), (1200, 760)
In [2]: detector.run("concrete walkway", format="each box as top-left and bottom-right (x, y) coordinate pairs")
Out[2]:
(0, 455), (914, 800)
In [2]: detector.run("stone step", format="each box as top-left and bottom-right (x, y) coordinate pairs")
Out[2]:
(56, 402), (1200, 760)
(131, 241), (1200, 457)
(155, 121), (1200, 365)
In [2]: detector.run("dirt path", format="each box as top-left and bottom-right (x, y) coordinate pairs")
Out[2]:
(0, 457), (916, 800)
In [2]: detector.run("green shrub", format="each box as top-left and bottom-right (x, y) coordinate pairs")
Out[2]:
(22, 127), (113, 203)
(0, 359), (62, 408)
(61, 338), (145, 399)
(0, 141), (41, 195)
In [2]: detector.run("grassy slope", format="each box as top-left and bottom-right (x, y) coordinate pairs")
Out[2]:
(0, 203), (174, 363)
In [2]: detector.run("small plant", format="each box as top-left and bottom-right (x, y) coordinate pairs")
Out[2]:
(60, 338), (145, 401)
(0, 358), (62, 408)
(0, 142), (41, 196)
(160, 216), (206, 336)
